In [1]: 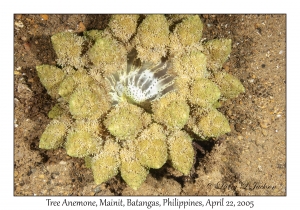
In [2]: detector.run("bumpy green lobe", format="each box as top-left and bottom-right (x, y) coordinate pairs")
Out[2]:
(59, 69), (99, 101)
(48, 104), (66, 119)
(189, 108), (231, 138)
(172, 51), (208, 79)
(169, 15), (203, 55)
(189, 78), (221, 107)
(75, 119), (101, 135)
(109, 15), (139, 42)
(136, 123), (167, 169)
(72, 69), (94, 85)
(65, 129), (100, 157)
(85, 156), (92, 169)
(213, 72), (245, 99)
(104, 102), (151, 140)
(134, 15), (169, 63)
(204, 38), (232, 71)
(172, 76), (190, 100)
(120, 147), (148, 190)
(91, 141), (120, 185)
(36, 65), (65, 98)
(58, 75), (76, 100)
(152, 92), (190, 130)
(84, 30), (104, 41)
(173, 15), (203, 46)
(51, 32), (84, 68)
(65, 119), (101, 157)
(69, 84), (110, 119)
(39, 117), (69, 149)
(168, 130), (194, 175)
(87, 35), (127, 76)
(88, 36), (120, 65)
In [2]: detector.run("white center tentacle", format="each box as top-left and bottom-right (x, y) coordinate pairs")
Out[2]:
(107, 50), (175, 106)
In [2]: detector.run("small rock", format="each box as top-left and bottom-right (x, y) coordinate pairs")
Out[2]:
(227, 125), (234, 135)
(14, 71), (21, 75)
(15, 14), (22, 20)
(226, 109), (232, 116)
(237, 135), (243, 140)
(51, 172), (60, 179)
(23, 42), (31, 51)
(40, 14), (49, 21)
(38, 174), (45, 179)
(17, 83), (32, 94)
(15, 186), (21, 193)
(93, 185), (102, 193)
(255, 139), (265, 146)
(77, 22), (86, 32)
(235, 123), (244, 133)
(261, 129), (268, 136)
(258, 165), (263, 172)
(100, 184), (106, 191)
(222, 62), (230, 71)
(221, 157), (227, 162)
(260, 119), (270, 129)
(15, 21), (24, 28)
